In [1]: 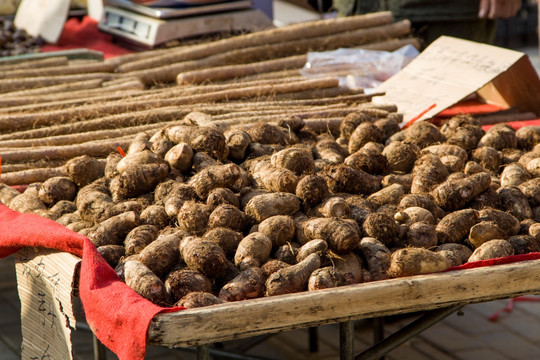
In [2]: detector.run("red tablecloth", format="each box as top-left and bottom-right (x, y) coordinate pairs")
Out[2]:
(0, 205), (180, 360)
(41, 16), (132, 59)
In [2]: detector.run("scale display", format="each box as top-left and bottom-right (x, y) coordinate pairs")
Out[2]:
(98, 0), (273, 47)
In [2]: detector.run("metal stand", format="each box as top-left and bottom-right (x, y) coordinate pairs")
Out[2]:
(355, 305), (462, 360)
(372, 317), (385, 360)
(308, 327), (319, 352)
(90, 305), (460, 360)
(340, 321), (355, 360)
(197, 345), (210, 360)
(93, 334), (107, 360)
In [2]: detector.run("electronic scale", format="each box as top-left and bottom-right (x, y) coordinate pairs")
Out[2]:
(98, 0), (274, 48)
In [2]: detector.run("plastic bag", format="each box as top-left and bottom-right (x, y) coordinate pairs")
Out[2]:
(300, 45), (420, 91)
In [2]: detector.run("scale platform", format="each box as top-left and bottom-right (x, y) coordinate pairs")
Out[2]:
(98, 0), (274, 47)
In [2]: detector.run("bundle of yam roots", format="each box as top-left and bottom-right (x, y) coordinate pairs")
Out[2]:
(0, 11), (418, 187)
(2, 109), (540, 309)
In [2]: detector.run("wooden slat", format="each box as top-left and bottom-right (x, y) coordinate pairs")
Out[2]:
(148, 259), (540, 347)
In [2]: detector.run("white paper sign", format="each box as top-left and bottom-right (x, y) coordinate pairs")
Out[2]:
(14, 0), (71, 43)
(372, 36), (527, 125)
(15, 247), (81, 360)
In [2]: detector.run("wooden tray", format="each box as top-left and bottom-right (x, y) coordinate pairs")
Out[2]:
(148, 259), (540, 348)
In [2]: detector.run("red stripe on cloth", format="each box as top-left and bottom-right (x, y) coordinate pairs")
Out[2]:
(436, 100), (505, 117)
(0, 204), (182, 360)
(482, 119), (540, 131)
(444, 252), (540, 272)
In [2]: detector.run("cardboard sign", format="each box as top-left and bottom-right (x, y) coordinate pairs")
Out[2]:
(15, 248), (81, 360)
(373, 36), (540, 125)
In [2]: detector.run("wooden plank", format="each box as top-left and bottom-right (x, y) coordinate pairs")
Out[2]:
(148, 259), (540, 347)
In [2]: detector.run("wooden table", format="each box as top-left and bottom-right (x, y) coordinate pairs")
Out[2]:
(146, 259), (540, 359)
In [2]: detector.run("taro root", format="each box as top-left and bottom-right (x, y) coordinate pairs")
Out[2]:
(124, 224), (159, 256)
(177, 201), (213, 235)
(303, 217), (360, 253)
(388, 248), (451, 278)
(362, 212), (398, 247)
(97, 245), (125, 268)
(478, 124), (517, 150)
(189, 163), (247, 199)
(234, 232), (272, 270)
(295, 174), (330, 208)
(180, 236), (232, 278)
(87, 211), (139, 247)
(265, 253), (321, 296)
(257, 215), (296, 248)
(124, 260), (171, 307)
(206, 188), (239, 208)
(323, 163), (381, 195)
(296, 239), (328, 262)
(403, 121), (445, 149)
(164, 143), (194, 173)
(433, 243), (473, 267)
(382, 141), (420, 173)
(38, 176), (77, 206)
(138, 232), (184, 278)
(110, 162), (169, 200)
(468, 239), (514, 262)
(218, 267), (266, 302)
(271, 147), (315, 176)
(165, 269), (213, 302)
(348, 122), (384, 154)
(436, 209), (479, 244)
(225, 129), (251, 161)
(432, 172), (491, 211)
(66, 155), (105, 187)
(202, 227), (243, 257)
(246, 122), (296, 146)
(359, 237), (391, 281)
(339, 111), (375, 140)
(308, 267), (345, 290)
(176, 291), (225, 308)
(315, 136), (347, 164)
(208, 204), (247, 232)
(140, 205), (170, 228)
(244, 192), (300, 222)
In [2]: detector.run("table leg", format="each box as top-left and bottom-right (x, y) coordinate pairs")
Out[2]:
(93, 334), (107, 360)
(197, 344), (210, 360)
(355, 305), (462, 360)
(372, 317), (385, 360)
(340, 320), (354, 360)
(309, 326), (319, 352)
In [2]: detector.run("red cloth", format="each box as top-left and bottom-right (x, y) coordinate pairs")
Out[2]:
(0, 204), (181, 360)
(436, 100), (505, 118)
(41, 16), (132, 59)
(482, 119), (540, 131)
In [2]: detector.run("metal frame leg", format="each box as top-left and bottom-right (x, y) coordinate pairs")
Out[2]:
(372, 317), (385, 360)
(93, 334), (107, 360)
(197, 344), (210, 360)
(355, 305), (462, 360)
(340, 320), (354, 360)
(308, 327), (319, 353)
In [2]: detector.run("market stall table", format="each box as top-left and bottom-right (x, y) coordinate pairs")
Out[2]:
(145, 256), (540, 359)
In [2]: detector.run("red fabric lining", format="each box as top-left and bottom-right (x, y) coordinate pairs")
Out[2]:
(40, 16), (132, 59)
(482, 119), (540, 131)
(436, 100), (505, 118)
(0, 204), (181, 360)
